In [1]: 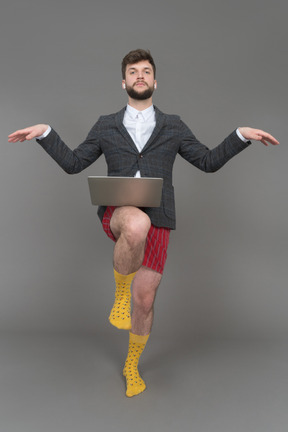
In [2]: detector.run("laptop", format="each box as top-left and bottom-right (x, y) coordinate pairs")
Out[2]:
(88, 176), (163, 207)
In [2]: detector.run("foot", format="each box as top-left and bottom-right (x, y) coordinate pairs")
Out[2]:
(108, 289), (132, 330)
(109, 270), (135, 330)
(123, 365), (146, 397)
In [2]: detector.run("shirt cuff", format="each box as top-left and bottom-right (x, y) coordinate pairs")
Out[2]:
(36, 126), (52, 140)
(236, 128), (249, 143)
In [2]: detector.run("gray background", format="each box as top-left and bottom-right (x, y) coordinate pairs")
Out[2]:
(0, 0), (287, 431)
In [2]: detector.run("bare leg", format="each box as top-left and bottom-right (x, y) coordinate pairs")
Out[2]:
(131, 266), (162, 335)
(110, 206), (151, 275)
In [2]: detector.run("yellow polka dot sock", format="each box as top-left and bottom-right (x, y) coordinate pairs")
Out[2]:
(123, 332), (150, 397)
(108, 269), (136, 330)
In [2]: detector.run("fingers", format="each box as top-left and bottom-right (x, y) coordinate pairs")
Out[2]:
(8, 124), (49, 143)
(8, 128), (33, 142)
(8, 126), (42, 142)
(239, 127), (279, 146)
(256, 130), (280, 146)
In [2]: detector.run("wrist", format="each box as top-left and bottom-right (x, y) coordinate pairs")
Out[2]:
(236, 127), (249, 143)
(36, 125), (51, 140)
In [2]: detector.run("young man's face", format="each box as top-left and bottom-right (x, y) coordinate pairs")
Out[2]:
(122, 60), (157, 101)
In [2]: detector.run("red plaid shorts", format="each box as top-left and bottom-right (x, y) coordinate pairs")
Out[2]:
(102, 206), (170, 275)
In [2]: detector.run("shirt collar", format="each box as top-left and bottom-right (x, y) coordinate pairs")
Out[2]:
(126, 104), (155, 121)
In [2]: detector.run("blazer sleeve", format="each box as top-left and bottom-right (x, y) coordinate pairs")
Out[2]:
(36, 121), (103, 174)
(178, 120), (252, 173)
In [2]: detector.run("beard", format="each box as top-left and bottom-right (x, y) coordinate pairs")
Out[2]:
(126, 84), (154, 100)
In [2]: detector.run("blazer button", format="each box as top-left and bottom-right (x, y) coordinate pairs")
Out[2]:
(139, 153), (143, 158)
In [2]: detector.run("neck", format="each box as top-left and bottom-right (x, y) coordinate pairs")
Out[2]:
(127, 97), (153, 111)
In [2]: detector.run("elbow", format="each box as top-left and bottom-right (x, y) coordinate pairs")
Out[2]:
(64, 169), (81, 175)
(62, 166), (76, 174)
(203, 164), (221, 173)
(198, 156), (222, 173)
(208, 166), (220, 173)
(61, 163), (83, 175)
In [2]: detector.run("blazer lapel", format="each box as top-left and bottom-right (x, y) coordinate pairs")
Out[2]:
(141, 106), (166, 152)
(115, 108), (138, 153)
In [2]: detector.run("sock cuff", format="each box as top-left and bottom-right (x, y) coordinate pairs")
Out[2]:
(129, 332), (150, 345)
(114, 269), (137, 284)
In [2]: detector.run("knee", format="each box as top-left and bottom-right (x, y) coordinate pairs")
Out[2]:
(123, 210), (151, 247)
(133, 290), (155, 315)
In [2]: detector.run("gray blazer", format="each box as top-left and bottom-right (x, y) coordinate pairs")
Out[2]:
(37, 106), (251, 229)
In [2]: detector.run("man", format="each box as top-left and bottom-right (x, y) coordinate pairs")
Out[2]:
(8, 49), (279, 398)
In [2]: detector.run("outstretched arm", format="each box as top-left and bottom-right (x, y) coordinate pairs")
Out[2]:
(178, 121), (279, 173)
(8, 124), (49, 142)
(9, 122), (103, 174)
(238, 127), (279, 146)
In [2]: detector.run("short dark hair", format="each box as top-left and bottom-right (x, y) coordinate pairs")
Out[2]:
(121, 49), (156, 79)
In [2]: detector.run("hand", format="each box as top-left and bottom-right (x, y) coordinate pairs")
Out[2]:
(238, 127), (279, 146)
(8, 124), (49, 142)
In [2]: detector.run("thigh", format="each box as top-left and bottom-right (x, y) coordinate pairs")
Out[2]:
(102, 207), (170, 274)
(110, 206), (151, 240)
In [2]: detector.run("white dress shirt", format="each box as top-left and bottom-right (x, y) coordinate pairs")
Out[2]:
(123, 104), (156, 177)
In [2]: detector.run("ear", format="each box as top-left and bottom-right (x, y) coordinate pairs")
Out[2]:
(122, 80), (126, 89)
(154, 80), (157, 89)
